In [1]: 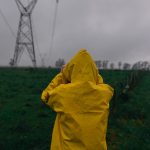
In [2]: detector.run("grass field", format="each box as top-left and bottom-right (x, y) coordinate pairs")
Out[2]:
(0, 68), (149, 150)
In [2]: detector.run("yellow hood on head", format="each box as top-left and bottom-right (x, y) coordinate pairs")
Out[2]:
(63, 49), (102, 84)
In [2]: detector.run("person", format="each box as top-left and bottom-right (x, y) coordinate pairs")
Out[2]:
(41, 49), (114, 150)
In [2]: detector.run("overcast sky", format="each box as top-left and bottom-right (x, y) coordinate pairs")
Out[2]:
(0, 0), (150, 67)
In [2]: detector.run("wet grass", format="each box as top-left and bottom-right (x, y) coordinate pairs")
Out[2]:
(0, 68), (149, 150)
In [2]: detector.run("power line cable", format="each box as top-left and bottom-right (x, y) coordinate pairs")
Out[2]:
(48, 0), (59, 66)
(0, 7), (16, 38)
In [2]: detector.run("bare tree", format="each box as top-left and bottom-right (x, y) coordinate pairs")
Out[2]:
(148, 64), (150, 70)
(95, 60), (102, 69)
(123, 63), (131, 70)
(132, 61), (150, 70)
(118, 61), (122, 70)
(55, 58), (65, 68)
(132, 61), (140, 70)
(110, 63), (114, 70)
(102, 60), (109, 69)
(142, 61), (149, 70)
(9, 59), (14, 67)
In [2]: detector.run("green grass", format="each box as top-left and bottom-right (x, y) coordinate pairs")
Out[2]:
(0, 68), (149, 150)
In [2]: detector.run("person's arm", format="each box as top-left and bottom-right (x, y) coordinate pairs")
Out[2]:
(41, 72), (65, 103)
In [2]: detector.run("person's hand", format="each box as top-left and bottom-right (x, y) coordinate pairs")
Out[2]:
(41, 91), (49, 102)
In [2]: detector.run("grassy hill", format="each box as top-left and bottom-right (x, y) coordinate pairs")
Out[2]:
(0, 68), (149, 150)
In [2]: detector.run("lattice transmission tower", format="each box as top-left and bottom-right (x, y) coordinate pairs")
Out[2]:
(10, 0), (37, 67)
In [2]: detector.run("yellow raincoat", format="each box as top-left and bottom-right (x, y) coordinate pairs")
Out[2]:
(41, 49), (114, 150)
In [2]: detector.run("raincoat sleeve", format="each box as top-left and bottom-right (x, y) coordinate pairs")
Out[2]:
(41, 73), (65, 103)
(97, 74), (104, 84)
(97, 73), (114, 100)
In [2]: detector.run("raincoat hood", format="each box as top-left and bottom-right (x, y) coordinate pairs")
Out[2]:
(63, 49), (102, 84)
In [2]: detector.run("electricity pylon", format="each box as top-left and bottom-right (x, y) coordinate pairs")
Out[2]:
(10, 0), (37, 67)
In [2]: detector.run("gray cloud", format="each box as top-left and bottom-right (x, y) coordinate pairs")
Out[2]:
(0, 0), (150, 66)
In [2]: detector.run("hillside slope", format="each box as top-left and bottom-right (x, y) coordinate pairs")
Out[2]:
(107, 71), (150, 150)
(0, 68), (149, 150)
